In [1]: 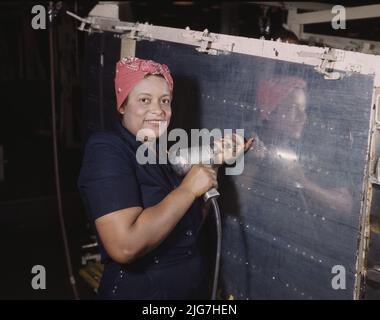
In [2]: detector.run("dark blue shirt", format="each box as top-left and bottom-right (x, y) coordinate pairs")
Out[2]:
(77, 120), (204, 269)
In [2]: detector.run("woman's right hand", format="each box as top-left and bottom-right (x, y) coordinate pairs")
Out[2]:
(179, 165), (218, 198)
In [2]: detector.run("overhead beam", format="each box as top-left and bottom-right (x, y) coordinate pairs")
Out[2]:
(249, 2), (333, 11)
(300, 31), (380, 55)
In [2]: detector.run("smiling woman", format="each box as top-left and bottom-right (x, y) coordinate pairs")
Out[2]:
(120, 74), (172, 141)
(77, 57), (220, 299)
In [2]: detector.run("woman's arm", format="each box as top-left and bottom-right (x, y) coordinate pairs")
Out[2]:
(95, 165), (217, 264)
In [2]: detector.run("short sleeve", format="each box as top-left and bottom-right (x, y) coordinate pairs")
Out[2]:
(77, 132), (142, 221)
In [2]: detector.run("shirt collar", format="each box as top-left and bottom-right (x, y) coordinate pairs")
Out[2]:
(114, 120), (168, 162)
(114, 120), (142, 152)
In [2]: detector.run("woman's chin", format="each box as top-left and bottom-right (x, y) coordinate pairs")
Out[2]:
(146, 123), (168, 136)
(136, 126), (167, 142)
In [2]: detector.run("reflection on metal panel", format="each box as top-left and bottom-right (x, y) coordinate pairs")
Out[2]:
(136, 40), (374, 299)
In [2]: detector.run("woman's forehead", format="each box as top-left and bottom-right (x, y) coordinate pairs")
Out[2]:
(130, 75), (170, 96)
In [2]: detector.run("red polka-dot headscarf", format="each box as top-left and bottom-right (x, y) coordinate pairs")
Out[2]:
(114, 56), (174, 112)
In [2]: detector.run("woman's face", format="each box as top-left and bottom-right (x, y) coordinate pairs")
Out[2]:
(270, 88), (307, 139)
(120, 75), (172, 140)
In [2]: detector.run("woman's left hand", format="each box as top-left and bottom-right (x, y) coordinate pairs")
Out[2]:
(213, 134), (254, 165)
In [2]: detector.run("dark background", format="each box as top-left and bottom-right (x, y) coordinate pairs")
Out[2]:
(0, 1), (379, 299)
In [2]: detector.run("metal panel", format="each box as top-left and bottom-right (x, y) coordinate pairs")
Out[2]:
(134, 39), (374, 299)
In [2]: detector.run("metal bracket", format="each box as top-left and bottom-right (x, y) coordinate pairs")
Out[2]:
(67, 11), (153, 41)
(183, 27), (218, 55)
(297, 48), (343, 80)
(66, 11), (103, 34)
(113, 22), (153, 41)
(183, 27), (233, 55)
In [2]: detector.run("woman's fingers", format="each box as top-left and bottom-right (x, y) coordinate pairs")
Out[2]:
(244, 137), (254, 152)
(201, 165), (218, 188)
(214, 134), (254, 164)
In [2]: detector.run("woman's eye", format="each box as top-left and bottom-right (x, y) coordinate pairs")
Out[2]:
(161, 99), (171, 105)
(140, 97), (151, 104)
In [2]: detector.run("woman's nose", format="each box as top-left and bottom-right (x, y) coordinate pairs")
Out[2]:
(149, 101), (164, 114)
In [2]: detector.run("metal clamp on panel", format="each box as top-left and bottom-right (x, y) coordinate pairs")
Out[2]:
(298, 48), (343, 80)
(183, 27), (217, 55)
(113, 22), (153, 41)
(183, 27), (233, 55)
(66, 11), (103, 33)
(66, 11), (153, 40)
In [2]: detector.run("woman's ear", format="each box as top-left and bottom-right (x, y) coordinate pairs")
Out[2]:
(118, 96), (128, 115)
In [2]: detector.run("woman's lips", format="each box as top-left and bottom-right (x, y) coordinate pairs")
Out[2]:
(144, 120), (167, 128)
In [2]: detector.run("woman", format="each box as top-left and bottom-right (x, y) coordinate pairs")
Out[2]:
(78, 57), (252, 299)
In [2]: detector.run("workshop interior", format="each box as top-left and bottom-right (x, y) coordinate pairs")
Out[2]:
(1, 1), (380, 300)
